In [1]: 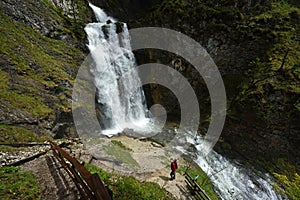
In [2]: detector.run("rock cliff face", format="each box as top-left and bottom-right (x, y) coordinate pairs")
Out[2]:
(0, 0), (93, 49)
(94, 0), (300, 167)
(0, 0), (93, 140)
(89, 0), (160, 22)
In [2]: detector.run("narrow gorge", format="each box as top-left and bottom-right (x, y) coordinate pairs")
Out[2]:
(0, 0), (299, 199)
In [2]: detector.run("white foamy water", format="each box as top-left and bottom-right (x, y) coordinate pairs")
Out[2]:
(85, 3), (151, 136)
(177, 133), (285, 200)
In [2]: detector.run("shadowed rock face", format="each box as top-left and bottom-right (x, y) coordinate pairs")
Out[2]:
(90, 0), (300, 167)
(90, 0), (161, 22)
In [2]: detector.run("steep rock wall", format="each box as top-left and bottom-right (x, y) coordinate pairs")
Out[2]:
(0, 0), (93, 139)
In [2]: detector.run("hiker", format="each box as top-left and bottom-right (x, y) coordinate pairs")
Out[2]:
(170, 158), (178, 180)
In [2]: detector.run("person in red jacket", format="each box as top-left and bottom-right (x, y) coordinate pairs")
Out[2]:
(170, 158), (178, 180)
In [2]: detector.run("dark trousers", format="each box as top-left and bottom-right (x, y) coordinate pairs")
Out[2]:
(170, 170), (175, 180)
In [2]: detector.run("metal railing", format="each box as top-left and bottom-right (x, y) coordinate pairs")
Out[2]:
(185, 173), (211, 200)
(49, 141), (112, 200)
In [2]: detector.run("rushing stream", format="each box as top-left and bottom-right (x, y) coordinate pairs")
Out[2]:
(85, 4), (285, 200)
(176, 133), (285, 199)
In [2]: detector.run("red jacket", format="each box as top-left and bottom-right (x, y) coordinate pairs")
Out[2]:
(171, 161), (177, 171)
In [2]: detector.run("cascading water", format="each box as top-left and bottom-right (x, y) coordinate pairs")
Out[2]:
(85, 4), (285, 200)
(85, 3), (149, 136)
(179, 133), (286, 200)
(195, 152), (283, 199)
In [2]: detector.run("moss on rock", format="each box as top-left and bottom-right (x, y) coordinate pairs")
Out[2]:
(0, 2), (86, 138)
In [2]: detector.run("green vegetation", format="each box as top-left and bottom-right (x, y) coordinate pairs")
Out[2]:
(0, 166), (40, 199)
(0, 124), (52, 145)
(0, 145), (25, 152)
(0, 125), (39, 144)
(0, 0), (92, 143)
(256, 158), (300, 200)
(236, 0), (300, 121)
(103, 142), (139, 168)
(0, 70), (54, 119)
(0, 5), (85, 120)
(40, 0), (89, 43)
(85, 163), (173, 200)
(272, 159), (300, 200)
(273, 172), (300, 200)
(178, 159), (220, 200)
(111, 140), (132, 151)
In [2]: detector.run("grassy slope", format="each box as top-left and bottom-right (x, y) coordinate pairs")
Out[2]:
(177, 159), (220, 200)
(0, 10), (83, 117)
(0, 0), (85, 196)
(0, 166), (40, 199)
(0, 2), (86, 140)
(85, 163), (173, 200)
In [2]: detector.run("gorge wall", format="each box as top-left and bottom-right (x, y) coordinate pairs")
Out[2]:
(92, 0), (300, 168)
(0, 0), (299, 171)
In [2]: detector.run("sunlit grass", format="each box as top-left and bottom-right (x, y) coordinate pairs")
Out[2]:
(85, 163), (173, 200)
(0, 166), (40, 199)
(103, 144), (139, 168)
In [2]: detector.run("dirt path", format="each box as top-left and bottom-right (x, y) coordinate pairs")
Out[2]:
(83, 136), (194, 200)
(145, 167), (192, 199)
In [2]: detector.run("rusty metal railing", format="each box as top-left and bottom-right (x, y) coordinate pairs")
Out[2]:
(185, 173), (211, 200)
(49, 141), (112, 200)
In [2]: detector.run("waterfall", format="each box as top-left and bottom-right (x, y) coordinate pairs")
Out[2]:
(85, 3), (149, 136)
